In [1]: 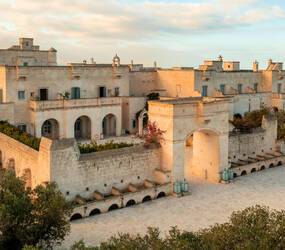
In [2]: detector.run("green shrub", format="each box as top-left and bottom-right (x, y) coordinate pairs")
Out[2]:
(0, 121), (41, 150)
(78, 140), (134, 154)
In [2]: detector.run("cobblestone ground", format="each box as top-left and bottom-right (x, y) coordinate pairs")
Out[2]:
(60, 166), (285, 249)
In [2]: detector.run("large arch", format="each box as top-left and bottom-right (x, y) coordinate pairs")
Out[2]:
(41, 119), (59, 139)
(148, 97), (229, 185)
(74, 116), (91, 140)
(184, 128), (221, 181)
(102, 114), (117, 137)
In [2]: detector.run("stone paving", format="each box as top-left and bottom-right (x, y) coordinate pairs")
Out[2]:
(60, 166), (285, 249)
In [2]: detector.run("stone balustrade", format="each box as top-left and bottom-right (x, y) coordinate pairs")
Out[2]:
(29, 97), (122, 112)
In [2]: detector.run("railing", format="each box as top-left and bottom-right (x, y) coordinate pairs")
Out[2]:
(29, 97), (122, 112)
(272, 93), (285, 99)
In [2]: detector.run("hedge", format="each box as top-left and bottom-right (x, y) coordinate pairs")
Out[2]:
(0, 121), (41, 150)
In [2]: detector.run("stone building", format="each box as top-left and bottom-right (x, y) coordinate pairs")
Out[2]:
(0, 38), (285, 219)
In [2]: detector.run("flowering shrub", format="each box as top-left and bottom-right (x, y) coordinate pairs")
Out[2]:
(0, 121), (40, 150)
(78, 140), (134, 154)
(143, 121), (165, 147)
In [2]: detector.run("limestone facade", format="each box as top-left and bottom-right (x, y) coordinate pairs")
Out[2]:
(1, 38), (285, 217)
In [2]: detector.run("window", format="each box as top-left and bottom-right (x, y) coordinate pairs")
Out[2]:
(17, 124), (27, 132)
(220, 84), (225, 94)
(42, 120), (52, 134)
(202, 85), (208, 97)
(71, 87), (80, 99)
(132, 120), (136, 128)
(23, 62), (28, 66)
(99, 86), (106, 97)
(254, 83), (258, 92)
(278, 83), (282, 94)
(18, 90), (25, 100)
(0, 89), (3, 103)
(114, 87), (120, 97)
(39, 89), (48, 101)
(238, 84), (242, 94)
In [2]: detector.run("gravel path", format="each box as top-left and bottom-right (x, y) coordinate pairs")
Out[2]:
(60, 166), (285, 249)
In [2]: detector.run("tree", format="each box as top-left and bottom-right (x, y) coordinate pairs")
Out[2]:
(71, 206), (285, 250)
(0, 170), (72, 250)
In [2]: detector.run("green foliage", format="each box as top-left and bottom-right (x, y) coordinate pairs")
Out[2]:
(0, 170), (72, 250)
(73, 206), (285, 250)
(0, 121), (41, 150)
(230, 108), (270, 132)
(78, 140), (134, 154)
(230, 108), (285, 139)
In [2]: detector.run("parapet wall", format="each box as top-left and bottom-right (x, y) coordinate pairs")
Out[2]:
(50, 141), (161, 200)
(229, 115), (278, 161)
(0, 133), (162, 200)
(0, 132), (52, 188)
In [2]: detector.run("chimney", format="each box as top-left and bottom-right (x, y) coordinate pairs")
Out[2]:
(253, 60), (259, 72)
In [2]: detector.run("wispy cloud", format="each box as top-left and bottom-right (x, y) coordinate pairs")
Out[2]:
(0, 0), (284, 65)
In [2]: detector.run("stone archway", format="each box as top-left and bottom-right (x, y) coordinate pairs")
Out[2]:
(74, 116), (91, 140)
(184, 129), (220, 181)
(102, 114), (116, 137)
(148, 97), (229, 185)
(41, 119), (59, 139)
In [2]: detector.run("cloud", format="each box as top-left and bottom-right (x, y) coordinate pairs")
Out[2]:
(0, 0), (284, 64)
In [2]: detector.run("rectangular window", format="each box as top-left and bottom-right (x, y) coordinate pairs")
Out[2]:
(23, 62), (28, 66)
(99, 86), (106, 97)
(18, 90), (25, 100)
(39, 88), (48, 101)
(132, 119), (136, 128)
(220, 84), (225, 94)
(0, 89), (3, 103)
(278, 83), (282, 94)
(17, 124), (27, 132)
(238, 84), (242, 94)
(202, 85), (208, 97)
(114, 87), (120, 97)
(71, 87), (80, 99)
(254, 83), (258, 92)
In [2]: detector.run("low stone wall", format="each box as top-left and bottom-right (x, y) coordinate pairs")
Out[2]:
(230, 155), (285, 178)
(0, 132), (52, 188)
(71, 182), (171, 220)
(51, 142), (162, 200)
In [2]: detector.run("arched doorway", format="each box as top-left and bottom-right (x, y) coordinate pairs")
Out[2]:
(70, 213), (83, 221)
(74, 116), (91, 140)
(126, 199), (136, 207)
(41, 119), (59, 139)
(184, 129), (220, 182)
(102, 114), (116, 137)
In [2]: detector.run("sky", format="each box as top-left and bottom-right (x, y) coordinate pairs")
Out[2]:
(0, 0), (285, 68)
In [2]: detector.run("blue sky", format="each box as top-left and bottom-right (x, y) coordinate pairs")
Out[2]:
(0, 0), (284, 68)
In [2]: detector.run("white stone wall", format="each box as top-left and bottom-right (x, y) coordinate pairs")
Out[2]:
(50, 142), (161, 200)
(229, 116), (277, 161)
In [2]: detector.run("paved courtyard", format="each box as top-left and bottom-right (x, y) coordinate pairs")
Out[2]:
(61, 166), (285, 248)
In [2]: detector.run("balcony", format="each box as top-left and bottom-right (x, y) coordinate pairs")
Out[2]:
(272, 93), (285, 99)
(29, 97), (122, 112)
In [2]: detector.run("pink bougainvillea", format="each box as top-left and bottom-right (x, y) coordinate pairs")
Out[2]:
(143, 121), (165, 147)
